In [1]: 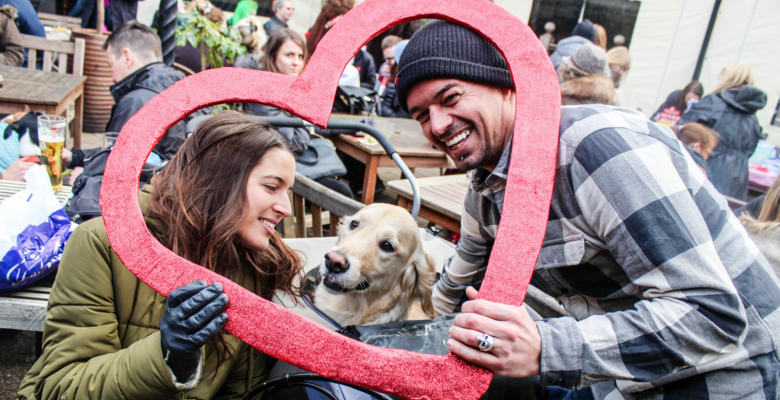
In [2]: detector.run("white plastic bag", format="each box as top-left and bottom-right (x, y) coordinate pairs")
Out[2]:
(0, 165), (75, 291)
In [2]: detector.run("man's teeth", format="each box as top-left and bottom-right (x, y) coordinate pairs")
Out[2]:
(260, 219), (275, 228)
(446, 129), (471, 148)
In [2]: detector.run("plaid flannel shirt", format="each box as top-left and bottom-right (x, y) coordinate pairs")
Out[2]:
(432, 105), (780, 399)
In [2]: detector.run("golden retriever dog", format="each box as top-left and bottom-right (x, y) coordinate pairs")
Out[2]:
(314, 203), (437, 326)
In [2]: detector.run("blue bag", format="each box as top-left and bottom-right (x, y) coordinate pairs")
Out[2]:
(0, 166), (75, 291)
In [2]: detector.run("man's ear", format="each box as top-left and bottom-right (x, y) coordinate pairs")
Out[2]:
(123, 48), (135, 69)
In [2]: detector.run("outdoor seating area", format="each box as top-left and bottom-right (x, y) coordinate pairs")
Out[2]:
(0, 0), (779, 399)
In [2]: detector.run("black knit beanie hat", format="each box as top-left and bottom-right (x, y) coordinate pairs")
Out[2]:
(572, 19), (596, 42)
(396, 21), (512, 113)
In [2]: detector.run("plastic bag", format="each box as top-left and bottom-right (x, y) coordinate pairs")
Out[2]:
(0, 165), (75, 291)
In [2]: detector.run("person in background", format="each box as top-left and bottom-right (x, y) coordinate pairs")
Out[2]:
(377, 34), (401, 82)
(558, 43), (616, 106)
(605, 46), (630, 88)
(550, 19), (595, 69)
(0, 0), (44, 67)
(0, 5), (23, 67)
(17, 111), (303, 400)
(679, 64), (767, 201)
(227, 0), (257, 26)
(64, 21), (190, 171)
(263, 0), (293, 36)
(739, 177), (780, 278)
(237, 28), (354, 200)
(652, 80), (704, 126)
(237, 16), (268, 56)
(377, 40), (409, 118)
(593, 23), (607, 51)
(353, 47), (376, 90)
(305, 0), (353, 59)
(671, 122), (720, 177)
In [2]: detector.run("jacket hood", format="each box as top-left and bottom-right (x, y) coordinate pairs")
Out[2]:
(718, 85), (767, 114)
(110, 63), (186, 103)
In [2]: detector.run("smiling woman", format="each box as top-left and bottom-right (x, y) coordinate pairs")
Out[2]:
(16, 111), (305, 400)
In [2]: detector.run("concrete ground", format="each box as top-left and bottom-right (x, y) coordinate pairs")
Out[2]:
(0, 330), (36, 399)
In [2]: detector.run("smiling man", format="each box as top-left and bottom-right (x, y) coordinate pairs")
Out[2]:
(396, 21), (780, 399)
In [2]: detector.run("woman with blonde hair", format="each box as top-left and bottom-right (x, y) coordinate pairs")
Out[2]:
(606, 46), (630, 88)
(739, 177), (780, 277)
(679, 64), (767, 200)
(593, 23), (607, 51)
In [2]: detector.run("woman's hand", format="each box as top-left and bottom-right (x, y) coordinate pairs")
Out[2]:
(160, 281), (228, 381)
(447, 287), (542, 378)
(1, 159), (35, 181)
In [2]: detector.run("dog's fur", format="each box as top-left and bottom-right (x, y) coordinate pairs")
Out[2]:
(314, 204), (436, 326)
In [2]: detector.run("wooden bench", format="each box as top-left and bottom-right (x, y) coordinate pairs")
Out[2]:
(388, 174), (470, 233)
(20, 33), (85, 76)
(37, 13), (81, 30)
(282, 173), (364, 238)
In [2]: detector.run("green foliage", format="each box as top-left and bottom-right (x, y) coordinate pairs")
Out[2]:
(176, 6), (246, 70)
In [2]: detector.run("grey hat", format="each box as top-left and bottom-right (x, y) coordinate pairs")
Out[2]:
(562, 43), (611, 78)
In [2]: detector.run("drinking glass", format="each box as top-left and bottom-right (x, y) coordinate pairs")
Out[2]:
(103, 132), (120, 149)
(37, 115), (67, 191)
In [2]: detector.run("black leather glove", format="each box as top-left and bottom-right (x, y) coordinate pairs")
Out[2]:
(160, 281), (228, 382)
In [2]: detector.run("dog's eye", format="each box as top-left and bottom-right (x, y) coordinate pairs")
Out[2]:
(379, 241), (395, 253)
(349, 220), (359, 230)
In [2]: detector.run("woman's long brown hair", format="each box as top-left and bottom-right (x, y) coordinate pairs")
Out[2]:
(147, 111), (303, 373)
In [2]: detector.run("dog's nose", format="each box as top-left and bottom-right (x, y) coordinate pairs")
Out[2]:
(325, 252), (349, 273)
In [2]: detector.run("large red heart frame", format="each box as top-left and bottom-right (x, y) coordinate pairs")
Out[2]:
(101, 0), (560, 398)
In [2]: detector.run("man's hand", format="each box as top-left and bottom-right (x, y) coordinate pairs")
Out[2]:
(1, 159), (36, 181)
(447, 287), (541, 378)
(61, 148), (72, 167)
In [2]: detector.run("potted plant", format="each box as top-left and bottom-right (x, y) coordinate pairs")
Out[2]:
(176, 5), (247, 71)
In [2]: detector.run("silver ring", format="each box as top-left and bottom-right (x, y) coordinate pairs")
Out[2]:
(477, 333), (494, 352)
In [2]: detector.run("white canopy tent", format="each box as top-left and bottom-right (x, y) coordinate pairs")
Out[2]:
(140, 0), (778, 144)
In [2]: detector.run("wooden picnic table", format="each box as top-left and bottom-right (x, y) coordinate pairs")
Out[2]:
(388, 174), (469, 233)
(0, 65), (87, 149)
(328, 114), (454, 204)
(0, 180), (72, 338)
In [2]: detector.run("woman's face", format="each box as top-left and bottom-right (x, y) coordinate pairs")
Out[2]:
(274, 39), (305, 76)
(684, 91), (700, 103)
(236, 148), (296, 251)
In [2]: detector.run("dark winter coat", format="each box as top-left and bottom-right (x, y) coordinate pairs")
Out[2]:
(107, 62), (188, 160)
(353, 49), (376, 90)
(262, 15), (287, 36)
(679, 86), (767, 200)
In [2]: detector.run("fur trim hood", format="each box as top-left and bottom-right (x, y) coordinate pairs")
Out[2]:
(560, 75), (616, 106)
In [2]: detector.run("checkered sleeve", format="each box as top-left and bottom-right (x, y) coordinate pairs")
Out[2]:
(537, 124), (749, 389)
(431, 188), (495, 316)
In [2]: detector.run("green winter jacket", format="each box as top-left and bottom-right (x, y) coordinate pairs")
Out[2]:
(17, 185), (269, 399)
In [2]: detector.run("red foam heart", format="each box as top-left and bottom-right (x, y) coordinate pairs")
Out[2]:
(101, 0), (560, 398)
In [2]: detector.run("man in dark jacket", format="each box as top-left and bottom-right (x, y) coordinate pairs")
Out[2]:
(679, 84), (767, 200)
(353, 48), (376, 90)
(263, 0), (293, 36)
(65, 21), (188, 168)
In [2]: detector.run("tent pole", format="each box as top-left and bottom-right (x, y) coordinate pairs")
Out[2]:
(692, 0), (722, 81)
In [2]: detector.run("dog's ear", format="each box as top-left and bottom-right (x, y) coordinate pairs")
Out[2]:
(408, 249), (437, 318)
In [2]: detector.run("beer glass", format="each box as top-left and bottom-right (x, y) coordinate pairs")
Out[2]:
(37, 115), (67, 191)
